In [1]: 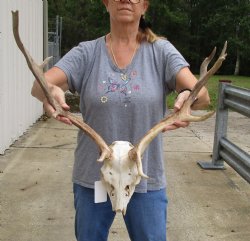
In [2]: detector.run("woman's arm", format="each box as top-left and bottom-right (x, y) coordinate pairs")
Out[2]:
(31, 67), (72, 125)
(175, 67), (210, 111)
(31, 66), (69, 101)
(163, 67), (210, 132)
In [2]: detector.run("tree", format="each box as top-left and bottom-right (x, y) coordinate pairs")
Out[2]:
(192, 0), (250, 75)
(147, 0), (191, 57)
(47, 0), (250, 75)
(48, 0), (109, 54)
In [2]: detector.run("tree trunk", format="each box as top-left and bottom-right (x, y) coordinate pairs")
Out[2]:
(234, 48), (240, 76)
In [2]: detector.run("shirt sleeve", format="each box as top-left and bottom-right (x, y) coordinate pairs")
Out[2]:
(55, 41), (95, 94)
(158, 40), (190, 93)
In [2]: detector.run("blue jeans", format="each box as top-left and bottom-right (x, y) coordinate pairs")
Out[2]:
(73, 183), (168, 241)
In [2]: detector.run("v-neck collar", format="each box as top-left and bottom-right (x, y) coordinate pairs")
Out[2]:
(102, 35), (142, 74)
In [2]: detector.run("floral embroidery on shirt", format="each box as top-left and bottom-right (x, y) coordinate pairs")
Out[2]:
(99, 70), (140, 107)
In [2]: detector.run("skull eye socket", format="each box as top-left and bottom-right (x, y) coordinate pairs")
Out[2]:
(110, 185), (115, 197)
(125, 185), (130, 197)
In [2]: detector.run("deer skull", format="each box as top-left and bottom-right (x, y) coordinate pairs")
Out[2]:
(100, 141), (141, 215)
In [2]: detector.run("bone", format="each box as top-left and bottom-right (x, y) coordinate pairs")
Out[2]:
(12, 10), (112, 163)
(130, 42), (227, 164)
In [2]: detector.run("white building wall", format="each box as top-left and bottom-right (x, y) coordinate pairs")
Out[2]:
(0, 0), (43, 154)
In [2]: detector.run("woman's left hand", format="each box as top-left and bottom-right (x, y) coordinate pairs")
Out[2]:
(162, 90), (190, 132)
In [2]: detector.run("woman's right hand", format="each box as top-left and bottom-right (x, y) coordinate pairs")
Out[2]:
(42, 85), (72, 125)
(31, 67), (72, 125)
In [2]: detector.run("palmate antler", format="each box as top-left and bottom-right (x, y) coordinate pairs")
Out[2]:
(129, 42), (227, 178)
(12, 10), (112, 162)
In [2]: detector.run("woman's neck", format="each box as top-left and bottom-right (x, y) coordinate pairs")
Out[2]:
(107, 33), (139, 69)
(110, 22), (139, 45)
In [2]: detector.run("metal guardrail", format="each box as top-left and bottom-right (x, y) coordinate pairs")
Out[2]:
(198, 81), (250, 183)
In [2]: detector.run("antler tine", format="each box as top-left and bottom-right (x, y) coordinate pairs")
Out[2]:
(189, 41), (227, 103)
(200, 47), (216, 79)
(129, 42), (227, 178)
(12, 10), (112, 162)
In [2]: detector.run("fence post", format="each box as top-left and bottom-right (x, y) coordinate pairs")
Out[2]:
(43, 0), (48, 70)
(198, 80), (232, 169)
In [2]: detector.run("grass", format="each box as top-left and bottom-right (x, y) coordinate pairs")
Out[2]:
(66, 75), (250, 112)
(167, 75), (250, 110)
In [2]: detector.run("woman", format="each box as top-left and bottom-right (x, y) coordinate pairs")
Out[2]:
(32, 0), (210, 240)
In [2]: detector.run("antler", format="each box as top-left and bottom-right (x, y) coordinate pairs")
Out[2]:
(12, 10), (112, 162)
(130, 42), (228, 178)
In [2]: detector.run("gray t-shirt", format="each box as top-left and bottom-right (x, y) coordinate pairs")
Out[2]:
(55, 36), (189, 193)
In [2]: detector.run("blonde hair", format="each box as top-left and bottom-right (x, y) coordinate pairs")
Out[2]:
(137, 28), (161, 43)
(137, 16), (165, 43)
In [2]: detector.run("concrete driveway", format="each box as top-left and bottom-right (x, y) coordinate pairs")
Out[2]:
(0, 111), (249, 241)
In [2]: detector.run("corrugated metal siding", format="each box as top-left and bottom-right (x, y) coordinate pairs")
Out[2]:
(0, 0), (43, 154)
